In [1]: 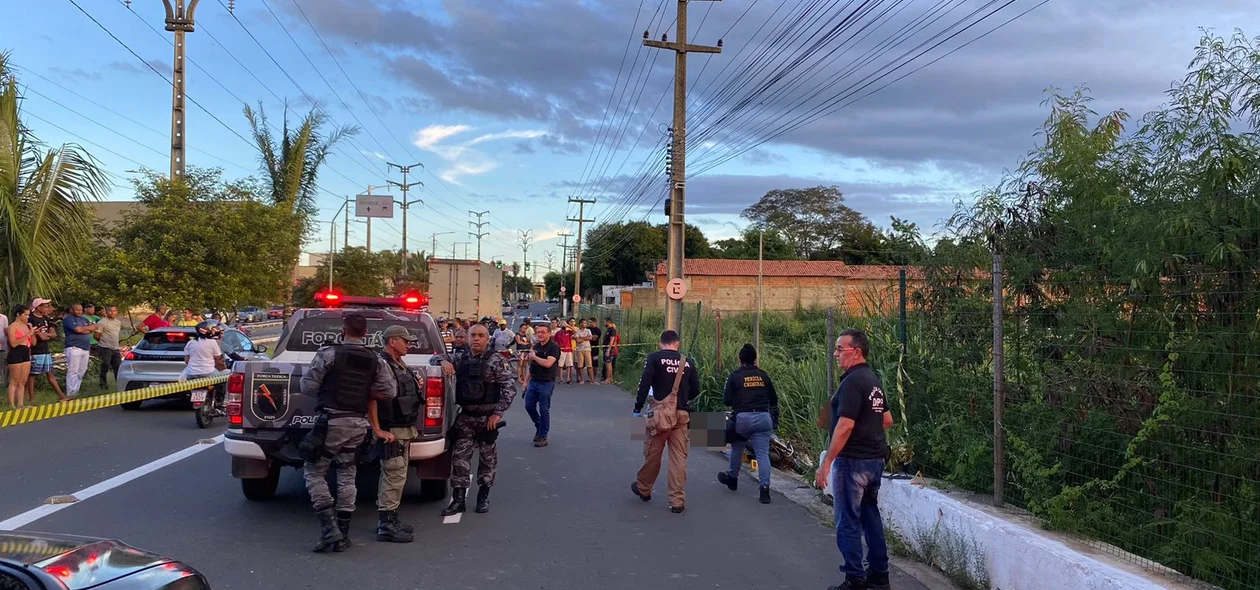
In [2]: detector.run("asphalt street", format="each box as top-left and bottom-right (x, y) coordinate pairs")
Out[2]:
(0, 315), (932, 590)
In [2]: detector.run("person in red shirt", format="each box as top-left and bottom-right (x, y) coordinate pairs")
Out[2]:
(139, 304), (172, 333)
(553, 321), (575, 384)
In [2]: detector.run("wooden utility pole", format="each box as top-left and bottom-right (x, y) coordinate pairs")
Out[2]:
(644, 0), (723, 332)
(387, 162), (424, 275)
(567, 198), (595, 314)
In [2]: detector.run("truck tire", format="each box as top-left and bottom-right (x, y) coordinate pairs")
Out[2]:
(419, 479), (447, 502)
(241, 467), (280, 501)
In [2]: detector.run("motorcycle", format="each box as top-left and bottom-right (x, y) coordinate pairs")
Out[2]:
(193, 382), (226, 429)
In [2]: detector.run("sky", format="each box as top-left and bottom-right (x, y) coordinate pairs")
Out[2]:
(5, 0), (1259, 275)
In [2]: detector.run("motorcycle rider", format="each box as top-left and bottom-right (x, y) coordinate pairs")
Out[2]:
(179, 320), (227, 382)
(433, 323), (518, 515)
(367, 325), (424, 543)
(300, 313), (397, 553)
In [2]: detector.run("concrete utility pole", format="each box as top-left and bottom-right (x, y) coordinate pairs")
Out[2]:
(644, 0), (723, 331)
(387, 162), (424, 275)
(567, 198), (595, 315)
(124, 0), (227, 180)
(557, 230), (572, 315)
(468, 210), (490, 262)
(518, 230), (533, 300)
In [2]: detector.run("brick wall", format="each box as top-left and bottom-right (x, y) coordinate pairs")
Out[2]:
(646, 274), (916, 315)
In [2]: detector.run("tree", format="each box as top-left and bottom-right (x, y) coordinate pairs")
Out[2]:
(742, 186), (869, 259)
(710, 226), (798, 260)
(502, 275), (533, 300)
(245, 102), (357, 301)
(542, 271), (575, 299)
(580, 221), (713, 290)
(112, 168), (301, 312)
(293, 246), (395, 304)
(0, 52), (110, 307)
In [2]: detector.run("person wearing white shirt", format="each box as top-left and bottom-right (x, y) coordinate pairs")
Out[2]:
(179, 323), (227, 381)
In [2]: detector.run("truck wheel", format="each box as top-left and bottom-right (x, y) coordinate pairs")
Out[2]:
(120, 401), (143, 411)
(241, 467), (280, 501)
(418, 479), (447, 502)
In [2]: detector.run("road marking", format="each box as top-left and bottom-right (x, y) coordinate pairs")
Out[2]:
(442, 513), (463, 525)
(0, 435), (225, 531)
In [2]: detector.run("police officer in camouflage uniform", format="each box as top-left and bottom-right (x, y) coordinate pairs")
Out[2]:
(433, 323), (517, 515)
(368, 325), (424, 543)
(300, 313), (397, 553)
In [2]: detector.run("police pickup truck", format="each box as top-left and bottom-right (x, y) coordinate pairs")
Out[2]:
(222, 292), (454, 502)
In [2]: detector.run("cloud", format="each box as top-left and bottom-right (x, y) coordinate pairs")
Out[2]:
(411, 124), (547, 183)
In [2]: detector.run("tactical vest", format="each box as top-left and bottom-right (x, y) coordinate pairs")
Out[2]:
(455, 350), (500, 410)
(383, 355), (422, 427)
(316, 344), (379, 414)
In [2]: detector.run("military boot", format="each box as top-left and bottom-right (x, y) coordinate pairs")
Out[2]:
(311, 508), (344, 553)
(333, 511), (352, 552)
(391, 511), (415, 534)
(441, 488), (467, 516)
(376, 510), (415, 543)
(475, 486), (491, 513)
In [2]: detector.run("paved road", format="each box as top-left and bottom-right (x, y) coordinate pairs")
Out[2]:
(1, 368), (929, 589)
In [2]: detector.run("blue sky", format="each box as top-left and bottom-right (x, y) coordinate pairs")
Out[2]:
(5, 0), (1259, 274)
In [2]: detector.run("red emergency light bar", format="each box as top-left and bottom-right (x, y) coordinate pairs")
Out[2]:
(314, 290), (429, 310)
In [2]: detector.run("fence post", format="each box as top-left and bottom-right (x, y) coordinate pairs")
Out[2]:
(689, 302), (703, 358)
(753, 313), (760, 352)
(899, 267), (908, 353)
(826, 307), (835, 395)
(992, 251), (1006, 508)
(715, 310), (723, 373)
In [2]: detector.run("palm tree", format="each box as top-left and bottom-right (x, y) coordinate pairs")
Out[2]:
(244, 102), (357, 301)
(0, 52), (110, 308)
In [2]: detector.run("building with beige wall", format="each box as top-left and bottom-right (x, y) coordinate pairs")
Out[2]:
(631, 259), (923, 315)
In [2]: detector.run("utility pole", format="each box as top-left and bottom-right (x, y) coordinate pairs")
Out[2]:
(387, 162), (424, 274)
(518, 230), (533, 301)
(567, 198), (595, 315)
(557, 230), (572, 315)
(468, 210), (490, 262)
(343, 196), (350, 249)
(544, 250), (556, 273)
(125, 0), (231, 180)
(644, 0), (723, 331)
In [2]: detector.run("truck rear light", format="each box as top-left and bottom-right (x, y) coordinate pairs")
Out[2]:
(227, 373), (244, 425)
(424, 376), (444, 428)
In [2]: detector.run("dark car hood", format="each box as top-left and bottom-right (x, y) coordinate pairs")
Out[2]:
(0, 531), (196, 589)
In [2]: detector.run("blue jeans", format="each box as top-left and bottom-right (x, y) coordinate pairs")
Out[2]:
(727, 412), (774, 486)
(832, 456), (889, 581)
(524, 380), (555, 438)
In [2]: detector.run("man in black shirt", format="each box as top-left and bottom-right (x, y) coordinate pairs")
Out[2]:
(587, 317), (602, 380)
(27, 298), (66, 403)
(816, 329), (893, 590)
(523, 325), (560, 447)
(631, 330), (700, 513)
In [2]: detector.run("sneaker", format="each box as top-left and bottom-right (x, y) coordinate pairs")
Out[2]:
(669, 505), (684, 514)
(630, 482), (651, 502)
(717, 471), (738, 491)
(534, 437), (548, 447)
(759, 485), (771, 504)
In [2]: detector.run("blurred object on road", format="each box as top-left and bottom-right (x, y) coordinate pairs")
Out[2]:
(0, 530), (210, 589)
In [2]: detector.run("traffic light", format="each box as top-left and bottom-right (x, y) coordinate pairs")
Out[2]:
(525, 262), (531, 272)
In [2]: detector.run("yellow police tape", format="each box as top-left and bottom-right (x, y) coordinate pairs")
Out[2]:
(0, 375), (228, 429)
(0, 539), (71, 559)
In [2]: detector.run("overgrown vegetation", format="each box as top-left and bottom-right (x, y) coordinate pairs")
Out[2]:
(611, 30), (1260, 590)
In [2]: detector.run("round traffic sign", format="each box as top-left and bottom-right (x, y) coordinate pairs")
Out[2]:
(572, 294), (582, 303)
(560, 286), (567, 293)
(666, 278), (687, 300)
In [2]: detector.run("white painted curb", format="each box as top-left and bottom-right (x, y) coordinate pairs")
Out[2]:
(880, 479), (1196, 590)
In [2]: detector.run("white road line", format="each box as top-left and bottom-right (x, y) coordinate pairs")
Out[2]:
(0, 434), (225, 531)
(442, 513), (463, 525)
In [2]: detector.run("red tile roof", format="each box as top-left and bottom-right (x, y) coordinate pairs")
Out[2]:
(653, 259), (923, 279)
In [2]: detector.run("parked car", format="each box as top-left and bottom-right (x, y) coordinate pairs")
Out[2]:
(516, 298), (530, 309)
(236, 306), (264, 322)
(117, 326), (270, 410)
(266, 305), (285, 319)
(0, 530), (210, 589)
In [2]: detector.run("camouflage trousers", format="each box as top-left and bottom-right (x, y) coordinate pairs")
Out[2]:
(450, 413), (499, 489)
(303, 415), (369, 513)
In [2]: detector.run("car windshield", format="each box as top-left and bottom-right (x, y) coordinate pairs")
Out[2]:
(283, 314), (436, 354)
(136, 330), (195, 352)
